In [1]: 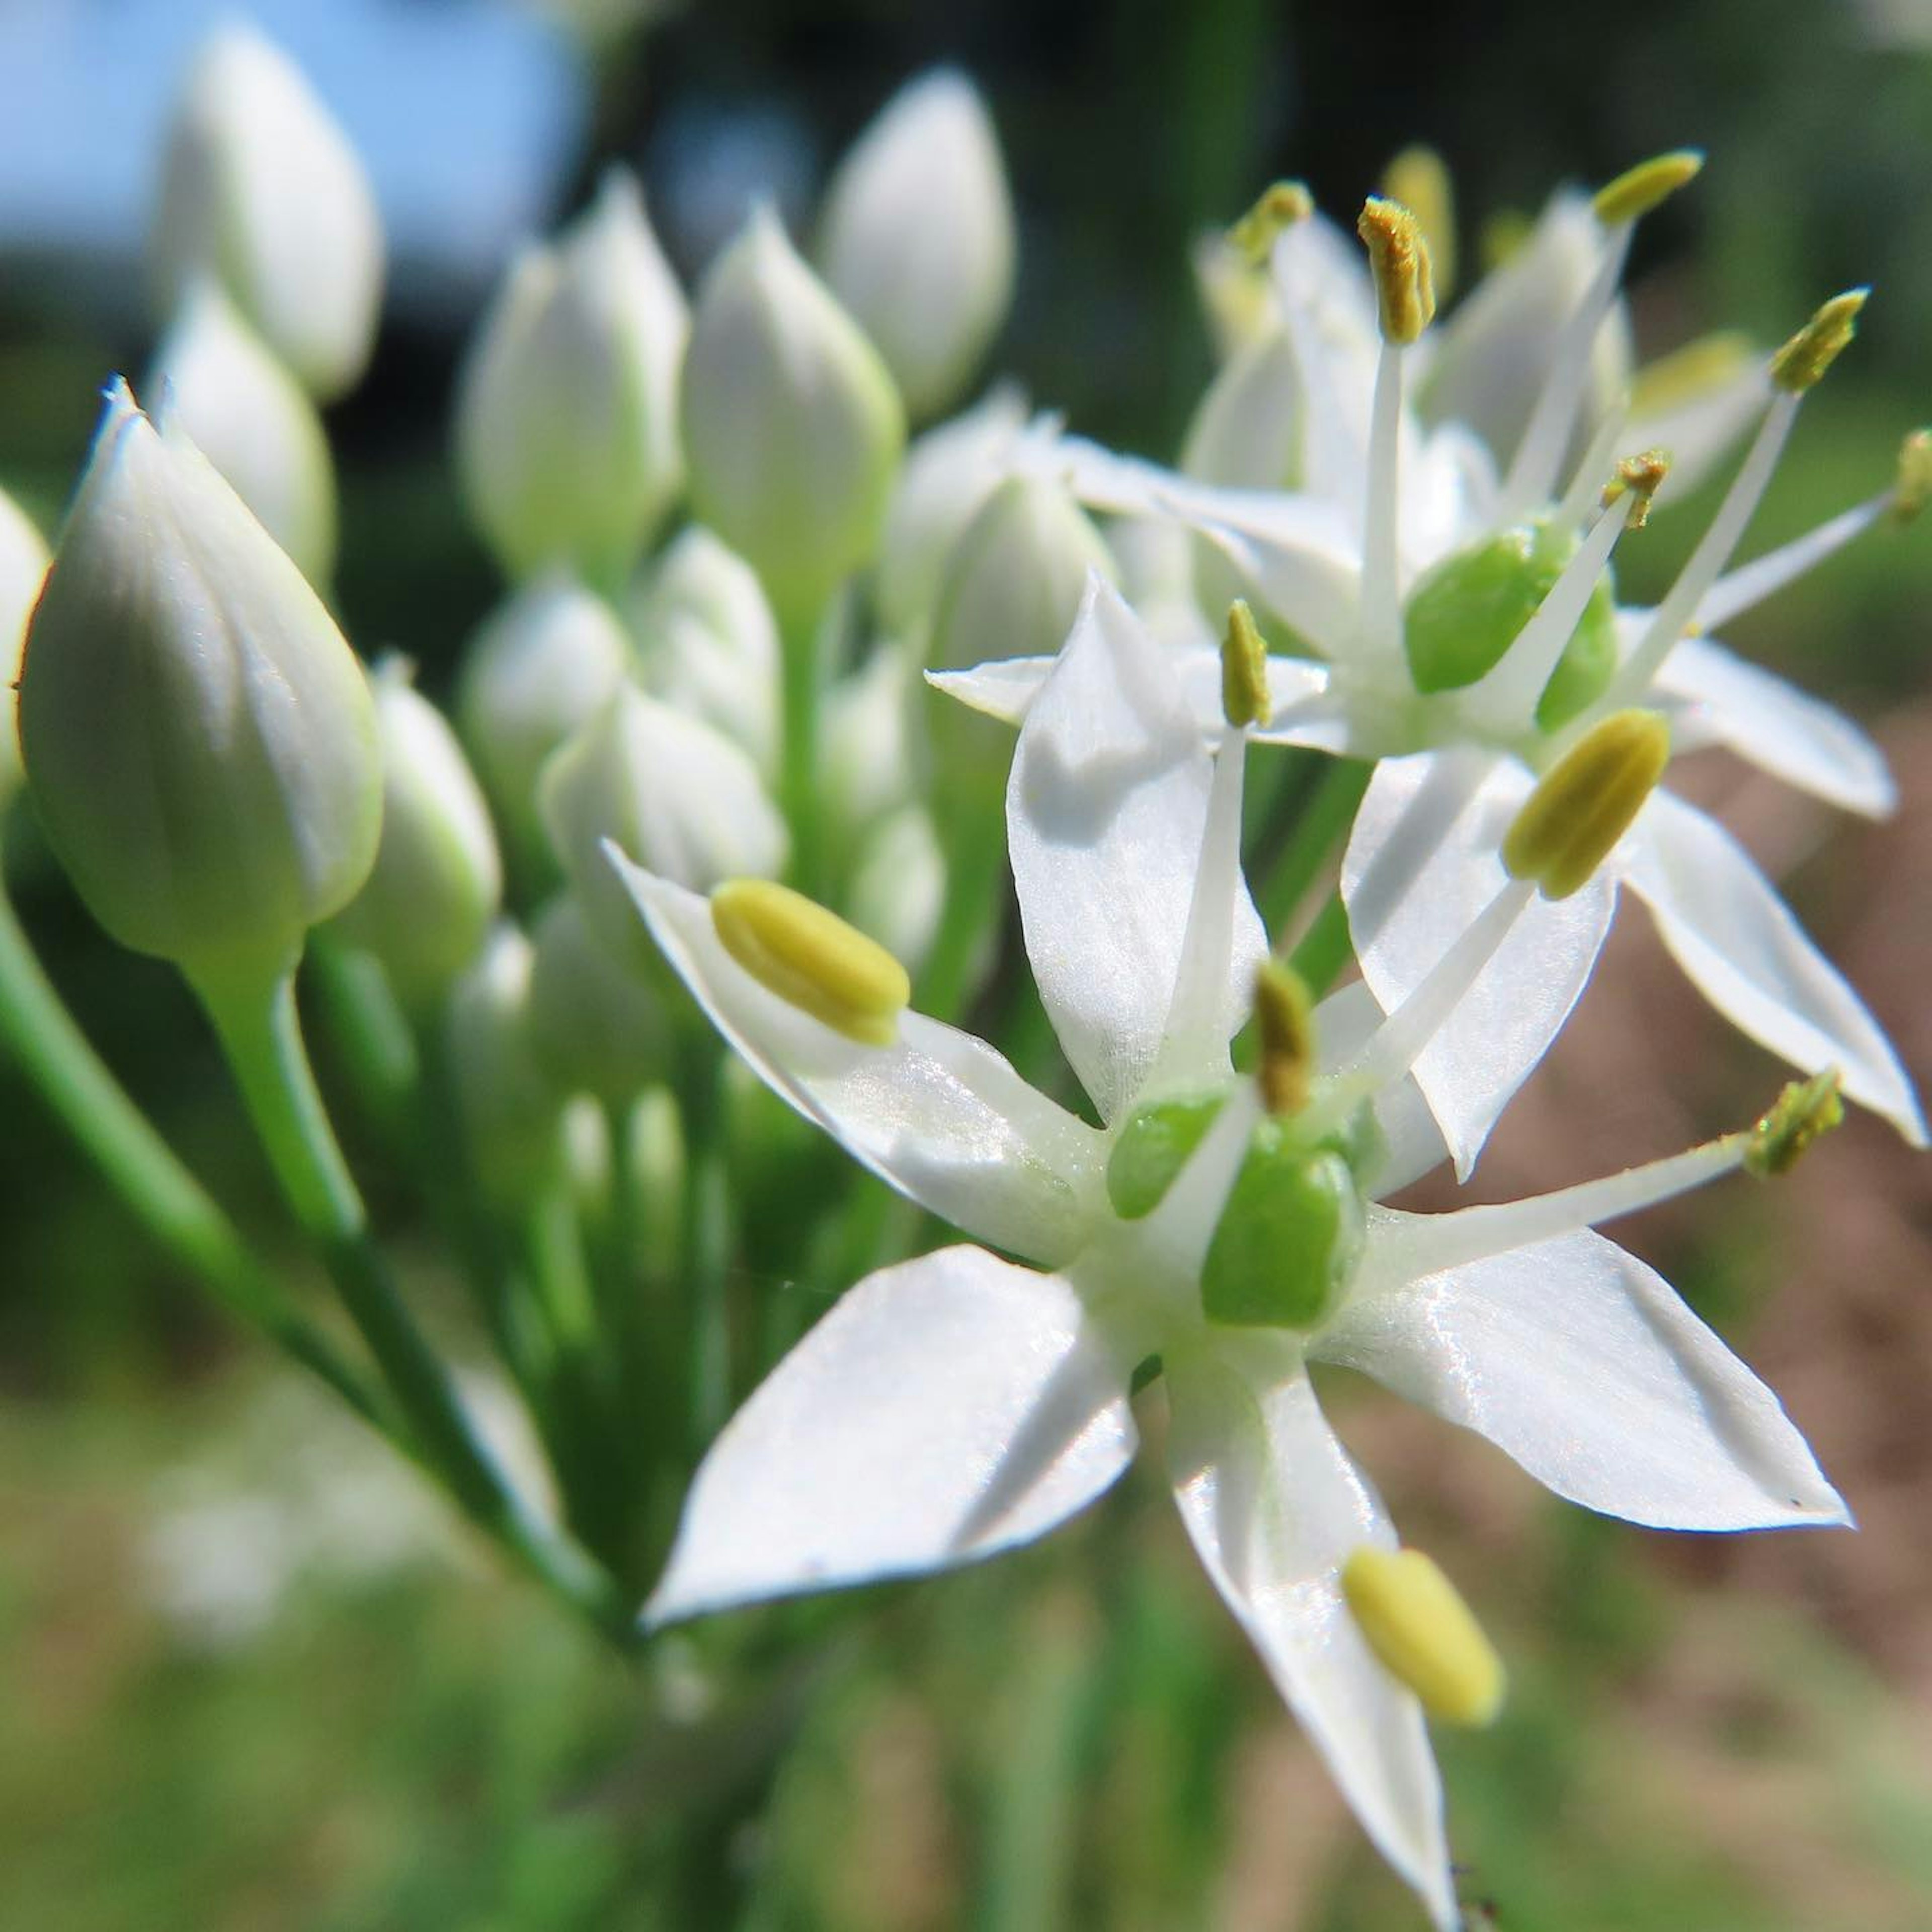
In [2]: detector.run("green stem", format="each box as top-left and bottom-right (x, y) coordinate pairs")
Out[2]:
(0, 883), (382, 1424)
(778, 601), (828, 900)
(194, 961), (633, 1644)
(306, 941), (420, 1138)
(677, 1033), (733, 1455)
(918, 798), (1006, 1025)
(1257, 756), (1371, 945)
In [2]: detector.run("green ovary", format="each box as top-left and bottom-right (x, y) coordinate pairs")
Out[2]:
(1202, 1133), (1364, 1329)
(1106, 1095), (1224, 1220)
(1403, 519), (1618, 732)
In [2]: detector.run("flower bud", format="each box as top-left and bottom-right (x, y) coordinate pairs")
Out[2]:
(819, 641), (921, 842)
(329, 660), (502, 1006)
(528, 895), (670, 1107)
(845, 804), (947, 978)
(540, 686), (788, 968)
(456, 574), (631, 849)
(627, 526), (779, 773)
(150, 23), (383, 402)
(0, 487), (51, 816)
(681, 208), (905, 620)
(817, 71), (1016, 421)
(456, 171), (688, 586)
(875, 385), (1030, 640)
(447, 924), (566, 1214)
(18, 382), (380, 993)
(149, 279), (337, 586)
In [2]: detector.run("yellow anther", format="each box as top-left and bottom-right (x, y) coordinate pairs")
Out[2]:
(1599, 448), (1672, 530)
(1253, 958), (1316, 1117)
(1341, 1546), (1506, 1727)
(1221, 599), (1271, 730)
(1892, 428), (1932, 524)
(1382, 145), (1457, 300)
(1745, 1069), (1844, 1177)
(710, 878), (910, 1045)
(1503, 709), (1671, 900)
(1228, 180), (1314, 265)
(1630, 331), (1756, 418)
(1357, 196), (1436, 345)
(1769, 289), (1868, 394)
(1591, 148), (1704, 226)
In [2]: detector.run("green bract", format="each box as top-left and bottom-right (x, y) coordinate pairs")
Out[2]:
(1402, 519), (1617, 731)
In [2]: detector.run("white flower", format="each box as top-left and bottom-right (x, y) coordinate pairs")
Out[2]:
(951, 186), (1923, 1168)
(150, 23), (384, 403)
(0, 485), (51, 815)
(817, 70), (1017, 420)
(456, 171), (689, 586)
(150, 277), (338, 587)
(611, 577), (1844, 1928)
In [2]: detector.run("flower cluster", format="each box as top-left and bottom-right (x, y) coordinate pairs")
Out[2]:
(1, 26), (1920, 1928)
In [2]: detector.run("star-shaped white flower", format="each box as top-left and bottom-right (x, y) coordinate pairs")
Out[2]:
(611, 577), (1845, 1929)
(948, 186), (1924, 1173)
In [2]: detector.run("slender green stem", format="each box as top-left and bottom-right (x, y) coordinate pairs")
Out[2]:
(1258, 756), (1371, 945)
(778, 601), (829, 900)
(0, 883), (382, 1424)
(676, 1033), (733, 1454)
(194, 961), (634, 1644)
(306, 941), (420, 1138)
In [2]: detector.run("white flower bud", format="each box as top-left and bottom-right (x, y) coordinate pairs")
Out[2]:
(817, 71), (1016, 421)
(149, 279), (337, 586)
(0, 487), (51, 815)
(447, 924), (565, 1214)
(845, 804), (947, 978)
(874, 385), (1029, 640)
(540, 686), (788, 967)
(928, 473), (1114, 672)
(681, 208), (905, 620)
(528, 895), (670, 1107)
(329, 660), (502, 1006)
(457, 575), (631, 846)
(150, 23), (383, 403)
(627, 526), (779, 772)
(18, 382), (380, 994)
(456, 171), (688, 587)
(819, 642), (920, 841)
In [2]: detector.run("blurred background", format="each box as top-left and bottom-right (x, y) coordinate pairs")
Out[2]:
(5, 1), (1932, 1926)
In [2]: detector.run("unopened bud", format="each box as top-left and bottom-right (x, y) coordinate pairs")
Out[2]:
(709, 878), (910, 1046)
(818, 70), (1016, 420)
(1502, 709), (1670, 899)
(1769, 290), (1868, 394)
(150, 23), (383, 401)
(1891, 428), (1932, 524)
(329, 660), (502, 1006)
(19, 382), (379, 993)
(1381, 146), (1456, 299)
(1357, 197), (1436, 345)
(1227, 180), (1313, 265)
(456, 171), (688, 587)
(1221, 600), (1271, 729)
(681, 207), (905, 620)
(0, 488), (51, 815)
(1600, 448), (1671, 530)
(541, 686), (788, 969)
(528, 895), (670, 1108)
(1341, 1546), (1505, 1726)
(1253, 959), (1316, 1116)
(1591, 149), (1703, 227)
(149, 278), (337, 585)
(1745, 1069), (1844, 1178)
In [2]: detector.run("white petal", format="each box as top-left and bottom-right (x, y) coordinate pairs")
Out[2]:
(927, 655), (1055, 726)
(1342, 750), (1615, 1176)
(1317, 1226), (1849, 1531)
(614, 863), (1106, 1264)
(1314, 982), (1450, 1194)
(645, 1246), (1135, 1626)
(1007, 576), (1265, 1122)
(1621, 792), (1927, 1143)
(1164, 1346), (1456, 1930)
(1653, 634), (1896, 818)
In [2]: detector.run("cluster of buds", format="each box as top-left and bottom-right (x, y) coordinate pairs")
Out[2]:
(0, 26), (1920, 1930)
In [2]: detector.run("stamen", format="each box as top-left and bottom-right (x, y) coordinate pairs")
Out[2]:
(1694, 493), (1890, 633)
(1357, 197), (1436, 345)
(710, 879), (910, 1045)
(1600, 448), (1671, 531)
(1254, 959), (1317, 1116)
(1553, 395), (1631, 531)
(1360, 336), (1408, 665)
(1227, 179), (1314, 265)
(1342, 1546), (1505, 1726)
(1590, 148), (1704, 226)
(1769, 289), (1867, 393)
(1744, 1069), (1843, 1177)
(1221, 600), (1271, 729)
(1894, 426), (1932, 522)
(1382, 146), (1457, 299)
(1502, 708), (1670, 900)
